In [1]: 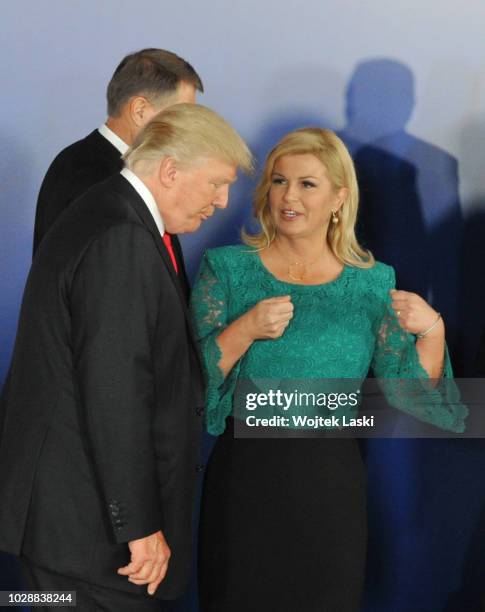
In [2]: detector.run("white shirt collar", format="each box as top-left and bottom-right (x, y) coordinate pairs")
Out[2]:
(98, 123), (129, 155)
(120, 168), (165, 237)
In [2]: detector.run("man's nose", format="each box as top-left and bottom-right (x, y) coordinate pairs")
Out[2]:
(214, 185), (229, 209)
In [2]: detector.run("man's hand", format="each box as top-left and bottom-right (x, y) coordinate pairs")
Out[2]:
(117, 530), (171, 596)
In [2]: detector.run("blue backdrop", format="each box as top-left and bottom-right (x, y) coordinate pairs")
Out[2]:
(2, 2), (485, 610)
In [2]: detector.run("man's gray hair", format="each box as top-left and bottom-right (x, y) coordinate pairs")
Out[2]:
(107, 48), (203, 117)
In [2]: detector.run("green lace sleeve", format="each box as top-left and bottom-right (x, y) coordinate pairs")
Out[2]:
(190, 251), (242, 435)
(371, 266), (467, 433)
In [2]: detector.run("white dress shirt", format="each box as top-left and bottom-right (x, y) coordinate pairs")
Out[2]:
(120, 167), (165, 238)
(98, 124), (129, 155)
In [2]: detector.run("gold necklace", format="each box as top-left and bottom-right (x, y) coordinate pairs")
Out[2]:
(273, 246), (324, 281)
(287, 258), (322, 281)
(272, 241), (331, 282)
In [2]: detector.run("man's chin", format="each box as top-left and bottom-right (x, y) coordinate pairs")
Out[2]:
(191, 218), (204, 232)
(183, 218), (204, 234)
(166, 216), (204, 234)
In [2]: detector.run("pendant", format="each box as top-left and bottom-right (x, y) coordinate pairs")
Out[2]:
(288, 261), (306, 281)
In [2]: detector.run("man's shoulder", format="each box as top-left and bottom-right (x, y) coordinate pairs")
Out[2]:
(37, 176), (149, 257)
(65, 174), (140, 220)
(34, 130), (123, 252)
(37, 215), (157, 283)
(46, 130), (118, 175)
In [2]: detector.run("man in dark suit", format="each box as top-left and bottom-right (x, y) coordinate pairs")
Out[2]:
(33, 47), (203, 303)
(0, 104), (253, 611)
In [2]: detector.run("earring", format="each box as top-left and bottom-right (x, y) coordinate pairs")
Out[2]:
(331, 211), (339, 224)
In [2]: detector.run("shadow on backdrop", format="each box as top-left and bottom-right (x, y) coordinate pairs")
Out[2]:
(338, 58), (485, 612)
(340, 58), (462, 344)
(453, 105), (485, 376)
(457, 206), (485, 374)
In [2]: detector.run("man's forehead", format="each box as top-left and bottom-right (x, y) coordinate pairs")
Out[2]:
(211, 168), (238, 184)
(193, 158), (237, 181)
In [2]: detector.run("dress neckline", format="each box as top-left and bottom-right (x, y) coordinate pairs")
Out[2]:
(250, 247), (350, 290)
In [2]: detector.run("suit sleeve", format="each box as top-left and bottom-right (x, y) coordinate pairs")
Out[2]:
(70, 223), (163, 543)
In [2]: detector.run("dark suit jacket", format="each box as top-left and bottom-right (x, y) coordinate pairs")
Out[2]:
(0, 174), (205, 599)
(33, 129), (191, 299)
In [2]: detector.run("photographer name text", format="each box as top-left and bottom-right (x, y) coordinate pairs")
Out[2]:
(245, 415), (374, 428)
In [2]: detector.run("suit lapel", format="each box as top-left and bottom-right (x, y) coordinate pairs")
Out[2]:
(114, 176), (188, 306)
(111, 175), (204, 373)
(171, 234), (191, 301)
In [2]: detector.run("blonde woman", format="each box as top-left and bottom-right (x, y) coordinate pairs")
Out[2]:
(191, 128), (465, 611)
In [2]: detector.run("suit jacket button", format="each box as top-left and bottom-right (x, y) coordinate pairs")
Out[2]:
(195, 464), (204, 473)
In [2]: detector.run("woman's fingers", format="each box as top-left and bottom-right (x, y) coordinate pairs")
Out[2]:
(390, 289), (443, 337)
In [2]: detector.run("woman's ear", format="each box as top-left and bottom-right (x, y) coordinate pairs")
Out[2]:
(334, 187), (349, 212)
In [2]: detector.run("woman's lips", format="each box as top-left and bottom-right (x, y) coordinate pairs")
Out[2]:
(280, 209), (302, 220)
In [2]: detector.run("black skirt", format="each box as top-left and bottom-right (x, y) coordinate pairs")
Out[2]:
(198, 418), (367, 612)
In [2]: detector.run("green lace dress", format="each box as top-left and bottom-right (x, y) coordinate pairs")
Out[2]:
(191, 245), (466, 612)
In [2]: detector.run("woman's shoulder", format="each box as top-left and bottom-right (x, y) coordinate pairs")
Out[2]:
(349, 260), (396, 292)
(204, 243), (257, 269)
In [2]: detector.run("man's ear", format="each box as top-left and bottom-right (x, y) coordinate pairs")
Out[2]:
(128, 96), (155, 128)
(158, 157), (179, 188)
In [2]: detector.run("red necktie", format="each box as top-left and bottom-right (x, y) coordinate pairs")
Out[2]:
(162, 232), (179, 274)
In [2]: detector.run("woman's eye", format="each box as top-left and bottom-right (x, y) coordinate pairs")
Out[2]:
(271, 177), (285, 185)
(302, 181), (316, 188)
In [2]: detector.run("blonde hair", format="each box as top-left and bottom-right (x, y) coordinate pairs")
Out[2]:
(242, 128), (374, 268)
(124, 103), (254, 174)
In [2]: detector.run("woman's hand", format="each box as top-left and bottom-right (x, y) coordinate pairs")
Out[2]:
(241, 295), (294, 341)
(215, 296), (294, 378)
(390, 289), (444, 339)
